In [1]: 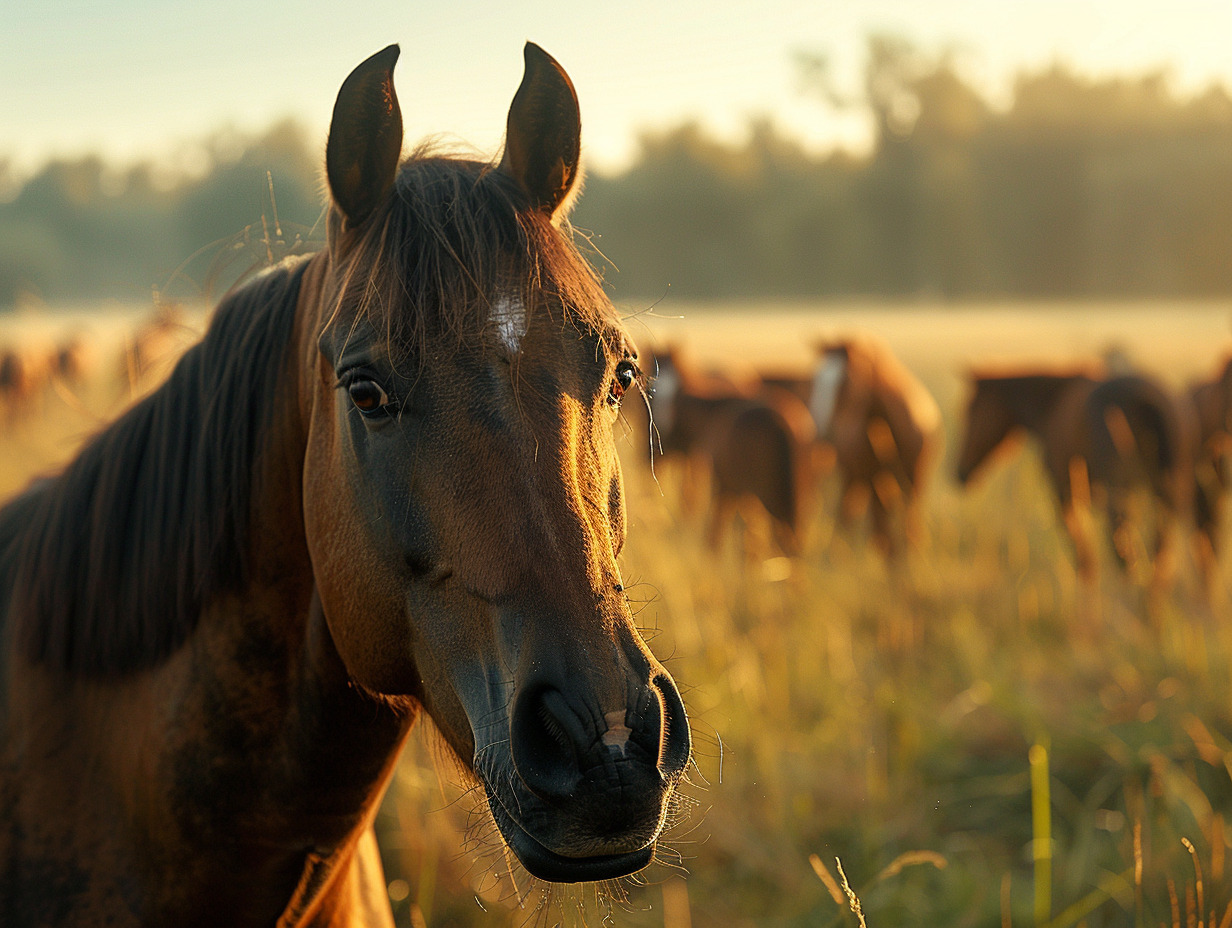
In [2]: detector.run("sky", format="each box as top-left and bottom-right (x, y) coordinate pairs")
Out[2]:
(5, 0), (1232, 180)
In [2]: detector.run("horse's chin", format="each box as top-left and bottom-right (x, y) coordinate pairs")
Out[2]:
(485, 790), (656, 883)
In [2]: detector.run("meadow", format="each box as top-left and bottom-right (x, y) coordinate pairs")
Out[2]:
(3, 299), (1232, 928)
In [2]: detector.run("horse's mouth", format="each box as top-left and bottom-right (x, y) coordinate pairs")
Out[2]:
(486, 787), (656, 883)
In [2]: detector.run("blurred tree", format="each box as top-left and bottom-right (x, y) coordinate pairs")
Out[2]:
(8, 45), (1232, 308)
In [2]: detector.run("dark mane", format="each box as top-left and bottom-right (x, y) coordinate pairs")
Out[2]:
(1, 152), (616, 678)
(334, 146), (617, 364)
(4, 258), (309, 674)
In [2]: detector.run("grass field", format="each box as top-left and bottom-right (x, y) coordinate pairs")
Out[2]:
(3, 299), (1232, 928)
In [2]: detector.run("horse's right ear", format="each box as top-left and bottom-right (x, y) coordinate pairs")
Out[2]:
(326, 45), (403, 229)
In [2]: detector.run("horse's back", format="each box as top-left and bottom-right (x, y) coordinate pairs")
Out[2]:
(1085, 375), (1190, 504)
(708, 389), (813, 531)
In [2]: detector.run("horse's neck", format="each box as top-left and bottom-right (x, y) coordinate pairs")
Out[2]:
(1009, 376), (1089, 436)
(138, 257), (411, 921)
(191, 259), (415, 907)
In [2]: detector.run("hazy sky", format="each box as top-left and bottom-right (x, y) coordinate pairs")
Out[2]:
(5, 0), (1232, 178)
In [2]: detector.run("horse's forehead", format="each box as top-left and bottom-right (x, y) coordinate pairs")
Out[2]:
(489, 291), (528, 353)
(809, 353), (847, 434)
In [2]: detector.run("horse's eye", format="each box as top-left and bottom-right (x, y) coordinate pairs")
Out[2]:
(608, 360), (638, 406)
(348, 379), (390, 415)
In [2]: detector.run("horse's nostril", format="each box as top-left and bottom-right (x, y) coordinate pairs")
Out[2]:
(511, 686), (583, 802)
(653, 674), (691, 780)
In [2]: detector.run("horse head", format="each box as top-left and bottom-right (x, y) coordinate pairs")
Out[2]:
(300, 44), (690, 884)
(955, 374), (1017, 484)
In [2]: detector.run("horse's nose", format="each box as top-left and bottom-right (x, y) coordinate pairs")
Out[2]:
(653, 672), (692, 780)
(510, 685), (584, 801)
(510, 674), (690, 804)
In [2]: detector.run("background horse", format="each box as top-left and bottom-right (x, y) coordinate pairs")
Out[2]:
(0, 344), (50, 428)
(1185, 355), (1232, 586)
(0, 44), (689, 926)
(807, 335), (942, 561)
(955, 369), (1190, 587)
(647, 343), (814, 555)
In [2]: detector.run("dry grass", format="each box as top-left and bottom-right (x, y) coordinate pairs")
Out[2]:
(3, 299), (1232, 927)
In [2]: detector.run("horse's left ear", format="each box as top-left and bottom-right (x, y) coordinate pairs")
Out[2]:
(500, 43), (582, 221)
(326, 45), (404, 229)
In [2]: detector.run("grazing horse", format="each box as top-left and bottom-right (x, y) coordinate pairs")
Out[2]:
(808, 335), (941, 560)
(52, 334), (93, 387)
(0, 345), (50, 427)
(955, 370), (1190, 584)
(648, 344), (814, 553)
(703, 390), (816, 555)
(1185, 355), (1232, 583)
(0, 44), (690, 927)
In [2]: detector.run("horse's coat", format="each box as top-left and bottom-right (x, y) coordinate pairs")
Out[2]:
(807, 336), (941, 560)
(0, 43), (690, 927)
(646, 345), (813, 554)
(956, 369), (1190, 584)
(1184, 355), (1232, 585)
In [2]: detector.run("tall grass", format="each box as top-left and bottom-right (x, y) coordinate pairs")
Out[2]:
(2, 303), (1231, 927)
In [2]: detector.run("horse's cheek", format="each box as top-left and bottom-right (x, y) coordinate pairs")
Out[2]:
(302, 428), (419, 694)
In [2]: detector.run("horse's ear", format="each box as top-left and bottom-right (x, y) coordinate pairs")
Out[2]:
(500, 43), (582, 221)
(326, 45), (403, 229)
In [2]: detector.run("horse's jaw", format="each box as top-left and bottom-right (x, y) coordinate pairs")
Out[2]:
(472, 741), (673, 884)
(484, 786), (657, 883)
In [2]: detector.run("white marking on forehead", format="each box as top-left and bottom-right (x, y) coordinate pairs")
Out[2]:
(490, 292), (527, 353)
(652, 365), (680, 436)
(810, 353), (847, 436)
(601, 709), (632, 755)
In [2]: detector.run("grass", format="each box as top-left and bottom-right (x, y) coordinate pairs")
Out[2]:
(2, 300), (1232, 927)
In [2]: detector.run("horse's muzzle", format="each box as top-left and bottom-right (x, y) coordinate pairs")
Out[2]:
(480, 671), (691, 882)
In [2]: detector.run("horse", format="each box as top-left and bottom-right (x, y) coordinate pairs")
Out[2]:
(52, 333), (94, 388)
(1184, 354), (1232, 585)
(807, 335), (941, 560)
(647, 344), (814, 554)
(0, 344), (50, 427)
(955, 369), (1190, 586)
(0, 43), (691, 927)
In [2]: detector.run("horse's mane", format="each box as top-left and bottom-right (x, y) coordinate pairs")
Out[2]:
(333, 145), (616, 365)
(4, 257), (309, 674)
(1, 149), (617, 678)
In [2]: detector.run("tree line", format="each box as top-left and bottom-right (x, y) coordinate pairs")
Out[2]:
(5, 37), (1232, 307)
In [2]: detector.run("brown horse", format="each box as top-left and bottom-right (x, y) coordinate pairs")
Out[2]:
(1185, 355), (1232, 583)
(647, 344), (814, 553)
(955, 369), (1190, 584)
(0, 344), (50, 427)
(0, 44), (690, 926)
(52, 333), (94, 387)
(808, 335), (941, 560)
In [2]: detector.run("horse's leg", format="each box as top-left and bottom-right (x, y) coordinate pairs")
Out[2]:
(771, 511), (800, 558)
(1148, 497), (1178, 603)
(706, 492), (733, 553)
(868, 484), (897, 563)
(679, 451), (710, 520)
(1104, 485), (1134, 575)
(1062, 456), (1098, 585)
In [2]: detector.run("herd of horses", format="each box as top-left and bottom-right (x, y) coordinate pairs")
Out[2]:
(0, 39), (1229, 927)
(638, 334), (1232, 594)
(0, 304), (195, 427)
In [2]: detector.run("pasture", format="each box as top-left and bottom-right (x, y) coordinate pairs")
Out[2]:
(3, 299), (1232, 927)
